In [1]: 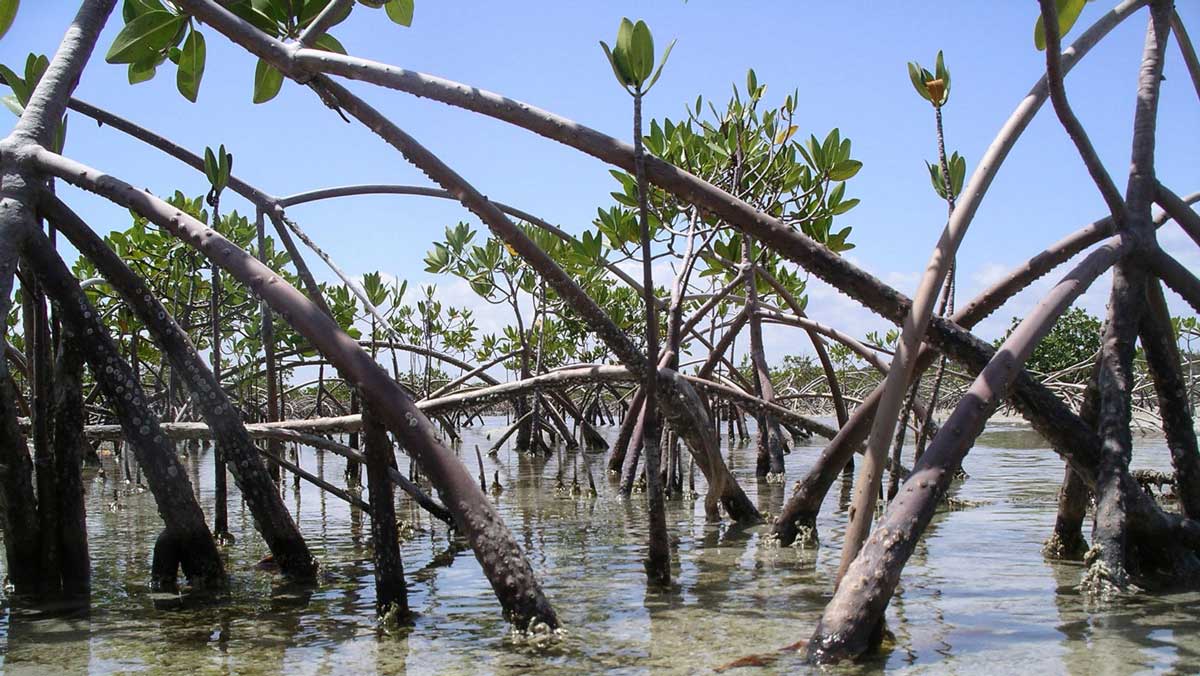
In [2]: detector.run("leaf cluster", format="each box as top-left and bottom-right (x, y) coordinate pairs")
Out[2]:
(999, 307), (1102, 377)
(600, 18), (674, 95)
(106, 0), (413, 104)
(907, 51), (950, 107)
(926, 151), (966, 201)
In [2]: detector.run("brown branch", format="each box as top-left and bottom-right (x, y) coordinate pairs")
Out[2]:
(9, 0), (115, 148)
(42, 193), (318, 581)
(1169, 10), (1200, 103)
(1147, 246), (1200, 313)
(29, 147), (559, 629)
(171, 0), (1148, 348)
(808, 234), (1130, 663)
(1154, 182), (1200, 249)
(1138, 280), (1200, 519)
(1038, 0), (1127, 219)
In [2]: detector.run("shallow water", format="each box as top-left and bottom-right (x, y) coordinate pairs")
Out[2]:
(1, 417), (1198, 675)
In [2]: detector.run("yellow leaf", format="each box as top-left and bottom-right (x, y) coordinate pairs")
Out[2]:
(925, 78), (946, 106)
(775, 124), (798, 144)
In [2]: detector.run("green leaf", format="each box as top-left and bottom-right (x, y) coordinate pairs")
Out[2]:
(0, 0), (18, 41)
(600, 41), (628, 89)
(105, 10), (186, 65)
(907, 62), (930, 101)
(228, 1), (278, 35)
(303, 0), (353, 29)
(926, 161), (945, 197)
(1, 93), (21, 116)
(52, 113), (66, 153)
(297, 0), (326, 27)
(630, 20), (654, 84)
(828, 159), (862, 181)
(616, 18), (634, 65)
(217, 144), (231, 190)
(645, 38), (675, 92)
(831, 198), (859, 215)
(828, 181), (845, 207)
(951, 154), (967, 195)
(807, 134), (825, 168)
(612, 17), (636, 86)
(122, 0), (141, 22)
(252, 58), (283, 103)
(175, 28), (205, 102)
(470, 277), (492, 297)
(1035, 0), (1088, 51)
(837, 137), (852, 164)
(313, 32), (346, 54)
(936, 50), (950, 99)
(204, 147), (220, 190)
(23, 53), (48, 91)
(123, 0), (165, 22)
(384, 0), (413, 26)
(127, 56), (158, 85)
(822, 128), (839, 162)
(254, 0), (290, 23)
(0, 64), (28, 107)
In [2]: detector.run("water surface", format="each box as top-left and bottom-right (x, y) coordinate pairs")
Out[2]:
(1, 417), (1197, 674)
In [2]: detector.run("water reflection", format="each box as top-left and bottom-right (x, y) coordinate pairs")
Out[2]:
(0, 418), (1196, 673)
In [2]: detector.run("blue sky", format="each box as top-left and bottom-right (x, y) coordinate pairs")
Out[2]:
(3, 1), (1198, 363)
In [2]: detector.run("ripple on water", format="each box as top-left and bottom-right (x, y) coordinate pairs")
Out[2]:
(0, 418), (1197, 674)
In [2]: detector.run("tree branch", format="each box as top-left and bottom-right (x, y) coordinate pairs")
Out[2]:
(1038, 0), (1127, 219)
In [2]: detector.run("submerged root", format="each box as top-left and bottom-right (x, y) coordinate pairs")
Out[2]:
(714, 640), (808, 673)
(396, 519), (424, 541)
(941, 496), (986, 511)
(790, 524), (819, 548)
(509, 616), (567, 648)
(1079, 547), (1134, 600)
(378, 601), (410, 634)
(1042, 531), (1088, 561)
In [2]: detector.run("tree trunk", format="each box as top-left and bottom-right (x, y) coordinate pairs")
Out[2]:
(807, 235), (1128, 662)
(741, 234), (786, 479)
(45, 196), (317, 581)
(346, 390), (361, 487)
(1046, 359), (1100, 560)
(1083, 0), (1171, 593)
(363, 402), (408, 619)
(0, 260), (41, 594)
(22, 233), (224, 591)
(514, 324), (534, 453)
(620, 402), (648, 497)
(210, 252), (229, 541)
(256, 209), (282, 483)
(608, 386), (644, 473)
(26, 261), (60, 594)
(51, 326), (90, 598)
(1047, 463), (1091, 560)
(1138, 280), (1200, 519)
